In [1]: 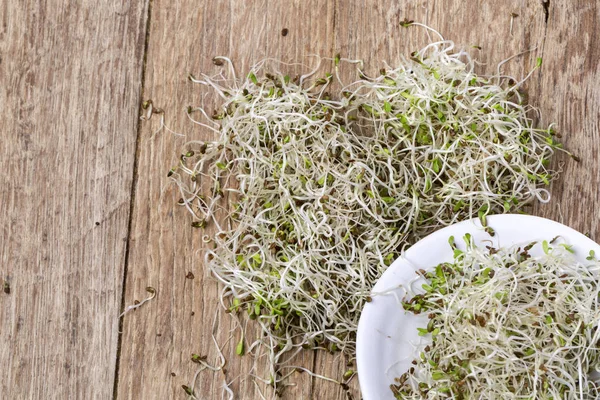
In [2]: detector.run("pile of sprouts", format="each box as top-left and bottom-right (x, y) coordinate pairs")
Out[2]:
(169, 28), (572, 394)
(395, 237), (600, 399)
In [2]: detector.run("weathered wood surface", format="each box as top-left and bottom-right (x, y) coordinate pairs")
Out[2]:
(0, 0), (149, 399)
(3, 0), (600, 399)
(116, 2), (335, 399)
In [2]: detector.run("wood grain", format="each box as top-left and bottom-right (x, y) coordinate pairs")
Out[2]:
(116, 1), (334, 399)
(0, 0), (148, 399)
(0, 1), (587, 400)
(532, 0), (600, 242)
(3, 0), (597, 399)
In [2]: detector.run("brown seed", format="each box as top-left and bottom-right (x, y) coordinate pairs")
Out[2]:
(186, 272), (195, 280)
(526, 307), (540, 315)
(281, 28), (288, 37)
(182, 385), (193, 396)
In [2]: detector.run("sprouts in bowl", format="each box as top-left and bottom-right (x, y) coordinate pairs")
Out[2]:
(356, 214), (600, 400)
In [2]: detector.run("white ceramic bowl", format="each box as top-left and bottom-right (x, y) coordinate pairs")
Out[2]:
(356, 214), (600, 400)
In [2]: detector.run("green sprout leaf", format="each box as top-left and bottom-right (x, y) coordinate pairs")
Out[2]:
(236, 334), (245, 356)
(248, 72), (259, 85)
(542, 240), (550, 255)
(536, 57), (543, 68)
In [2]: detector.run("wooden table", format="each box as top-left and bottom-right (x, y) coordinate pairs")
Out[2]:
(2, 1), (599, 399)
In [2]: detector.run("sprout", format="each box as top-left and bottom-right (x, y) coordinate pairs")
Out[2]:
(119, 287), (156, 318)
(396, 240), (600, 399)
(171, 36), (568, 394)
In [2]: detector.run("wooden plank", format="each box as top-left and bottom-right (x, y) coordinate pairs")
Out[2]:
(531, 0), (600, 241)
(116, 1), (335, 399)
(0, 1), (148, 399)
(315, 2), (548, 399)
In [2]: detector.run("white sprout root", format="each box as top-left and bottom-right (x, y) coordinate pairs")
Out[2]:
(395, 237), (600, 399)
(169, 34), (572, 393)
(119, 287), (156, 318)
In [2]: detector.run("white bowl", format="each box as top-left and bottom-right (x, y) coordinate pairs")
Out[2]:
(356, 214), (600, 400)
